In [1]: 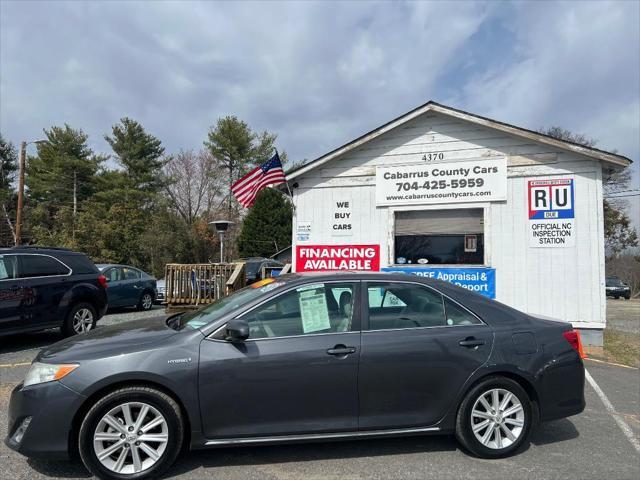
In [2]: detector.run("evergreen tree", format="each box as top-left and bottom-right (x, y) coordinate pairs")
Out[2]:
(0, 134), (18, 245)
(204, 116), (282, 215)
(237, 188), (292, 258)
(105, 117), (166, 194)
(27, 125), (103, 206)
(26, 125), (104, 245)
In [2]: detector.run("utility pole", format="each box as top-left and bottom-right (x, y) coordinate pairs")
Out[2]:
(14, 141), (26, 246)
(73, 170), (77, 216)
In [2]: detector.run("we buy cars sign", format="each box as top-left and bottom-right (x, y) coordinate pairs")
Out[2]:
(296, 245), (380, 272)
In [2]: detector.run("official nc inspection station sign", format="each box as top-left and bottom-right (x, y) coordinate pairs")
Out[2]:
(528, 178), (575, 247)
(376, 158), (507, 206)
(382, 267), (496, 298)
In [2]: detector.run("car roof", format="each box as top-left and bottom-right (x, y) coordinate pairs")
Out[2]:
(0, 246), (78, 254)
(96, 264), (141, 270)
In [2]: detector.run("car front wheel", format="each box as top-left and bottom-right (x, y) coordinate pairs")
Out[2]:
(78, 386), (184, 480)
(455, 376), (532, 458)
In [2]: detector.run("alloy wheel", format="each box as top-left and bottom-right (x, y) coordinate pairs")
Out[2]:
(73, 308), (94, 334)
(142, 294), (153, 310)
(470, 388), (525, 450)
(93, 402), (169, 475)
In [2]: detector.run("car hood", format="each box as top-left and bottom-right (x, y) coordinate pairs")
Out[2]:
(37, 316), (179, 363)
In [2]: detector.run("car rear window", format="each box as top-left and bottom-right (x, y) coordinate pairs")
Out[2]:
(18, 254), (71, 277)
(57, 253), (99, 274)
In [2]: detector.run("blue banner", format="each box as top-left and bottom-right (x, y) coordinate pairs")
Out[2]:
(381, 267), (496, 298)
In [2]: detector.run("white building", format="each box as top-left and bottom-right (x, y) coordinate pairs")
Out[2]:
(286, 101), (632, 346)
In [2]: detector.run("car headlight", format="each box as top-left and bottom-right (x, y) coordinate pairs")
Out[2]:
(23, 362), (79, 387)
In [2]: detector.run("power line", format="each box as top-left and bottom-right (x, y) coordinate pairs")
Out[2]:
(605, 193), (640, 198)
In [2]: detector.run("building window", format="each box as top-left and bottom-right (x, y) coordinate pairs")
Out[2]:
(394, 208), (484, 265)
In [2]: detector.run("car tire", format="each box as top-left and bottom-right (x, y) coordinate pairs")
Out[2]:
(62, 302), (97, 337)
(78, 386), (184, 480)
(137, 292), (154, 311)
(455, 376), (532, 458)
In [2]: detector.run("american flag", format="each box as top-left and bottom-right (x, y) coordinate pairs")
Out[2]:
(231, 152), (287, 208)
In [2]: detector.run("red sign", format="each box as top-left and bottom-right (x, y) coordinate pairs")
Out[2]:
(296, 245), (380, 272)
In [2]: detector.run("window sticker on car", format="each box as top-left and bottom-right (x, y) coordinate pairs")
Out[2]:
(297, 283), (324, 292)
(298, 289), (330, 333)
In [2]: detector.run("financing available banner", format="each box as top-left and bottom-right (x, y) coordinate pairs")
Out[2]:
(296, 245), (380, 272)
(376, 158), (507, 206)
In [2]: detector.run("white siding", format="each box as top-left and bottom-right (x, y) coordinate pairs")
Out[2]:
(292, 112), (606, 328)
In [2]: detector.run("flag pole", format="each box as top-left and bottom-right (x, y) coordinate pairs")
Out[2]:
(275, 148), (295, 201)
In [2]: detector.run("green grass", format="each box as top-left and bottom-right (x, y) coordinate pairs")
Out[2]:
(597, 329), (640, 368)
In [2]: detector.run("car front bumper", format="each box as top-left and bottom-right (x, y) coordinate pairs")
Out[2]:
(5, 381), (85, 459)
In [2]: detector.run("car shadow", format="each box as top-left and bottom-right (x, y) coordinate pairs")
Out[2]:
(0, 329), (63, 355)
(530, 418), (580, 445)
(26, 458), (91, 479)
(24, 420), (580, 479)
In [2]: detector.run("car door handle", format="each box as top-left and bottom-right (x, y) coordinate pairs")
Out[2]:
(327, 345), (357, 356)
(459, 337), (485, 348)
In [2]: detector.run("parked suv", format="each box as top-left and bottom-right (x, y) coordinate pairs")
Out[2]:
(605, 276), (631, 299)
(0, 247), (108, 337)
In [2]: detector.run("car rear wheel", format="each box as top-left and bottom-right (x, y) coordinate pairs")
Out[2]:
(137, 292), (154, 311)
(79, 386), (183, 480)
(455, 376), (532, 458)
(63, 302), (96, 337)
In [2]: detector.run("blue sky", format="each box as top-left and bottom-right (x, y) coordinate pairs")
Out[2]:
(1, 0), (638, 220)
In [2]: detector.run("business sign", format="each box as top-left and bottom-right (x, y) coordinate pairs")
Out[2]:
(296, 221), (311, 242)
(528, 178), (575, 247)
(296, 245), (380, 272)
(376, 158), (507, 206)
(382, 266), (496, 298)
(331, 199), (353, 236)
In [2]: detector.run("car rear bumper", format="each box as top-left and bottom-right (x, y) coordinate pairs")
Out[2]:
(538, 352), (586, 422)
(5, 381), (84, 459)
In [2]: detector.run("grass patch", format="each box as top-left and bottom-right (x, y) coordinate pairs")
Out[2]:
(595, 329), (640, 368)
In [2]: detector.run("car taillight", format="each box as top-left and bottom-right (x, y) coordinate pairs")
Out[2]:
(98, 275), (108, 289)
(563, 329), (586, 359)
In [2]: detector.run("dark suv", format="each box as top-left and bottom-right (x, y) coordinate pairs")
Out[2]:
(0, 247), (108, 337)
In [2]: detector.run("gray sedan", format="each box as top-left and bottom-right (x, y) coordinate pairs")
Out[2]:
(5, 272), (586, 479)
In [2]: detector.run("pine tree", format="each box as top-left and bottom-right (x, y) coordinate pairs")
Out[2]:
(105, 117), (166, 194)
(237, 188), (293, 258)
(204, 116), (281, 216)
(27, 125), (103, 207)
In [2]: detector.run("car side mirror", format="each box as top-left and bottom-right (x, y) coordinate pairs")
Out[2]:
(226, 318), (249, 342)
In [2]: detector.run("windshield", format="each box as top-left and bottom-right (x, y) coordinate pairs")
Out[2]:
(245, 261), (263, 276)
(176, 278), (285, 330)
(606, 278), (625, 287)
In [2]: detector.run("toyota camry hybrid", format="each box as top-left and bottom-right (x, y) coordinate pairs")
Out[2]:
(6, 272), (586, 479)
